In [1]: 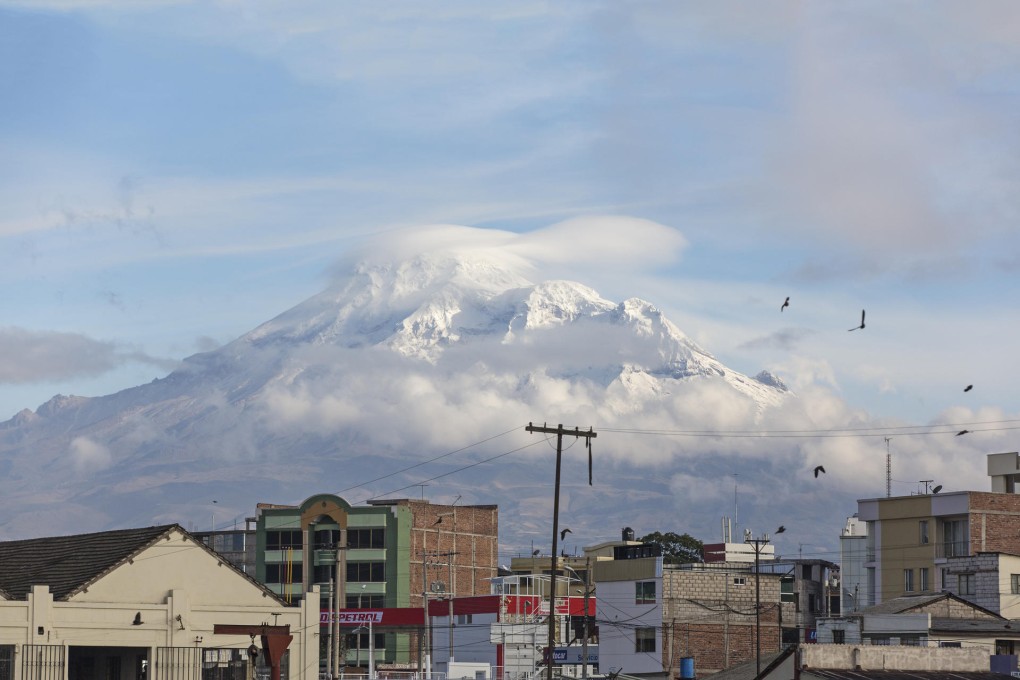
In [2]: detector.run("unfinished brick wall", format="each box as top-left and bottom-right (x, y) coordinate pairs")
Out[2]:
(968, 493), (1020, 555)
(662, 567), (782, 677)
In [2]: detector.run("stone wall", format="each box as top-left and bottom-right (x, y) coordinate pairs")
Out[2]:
(800, 644), (991, 671)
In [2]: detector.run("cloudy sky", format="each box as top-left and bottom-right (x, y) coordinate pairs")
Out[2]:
(3, 2), (1020, 525)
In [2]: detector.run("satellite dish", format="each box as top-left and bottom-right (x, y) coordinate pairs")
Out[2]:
(932, 485), (943, 494)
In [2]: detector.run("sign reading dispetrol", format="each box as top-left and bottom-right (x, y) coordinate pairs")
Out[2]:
(551, 646), (599, 665)
(319, 609), (424, 626)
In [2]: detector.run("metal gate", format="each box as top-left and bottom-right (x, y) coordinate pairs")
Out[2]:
(155, 647), (202, 680)
(0, 646), (13, 680)
(22, 645), (65, 680)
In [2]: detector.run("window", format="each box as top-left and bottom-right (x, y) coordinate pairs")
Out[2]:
(958, 573), (975, 595)
(314, 528), (340, 549)
(941, 568), (950, 590)
(870, 637), (891, 646)
(832, 630), (845, 644)
(939, 641), (962, 648)
(780, 575), (795, 603)
(1011, 574), (1020, 595)
(348, 562), (385, 582)
(347, 631), (386, 651)
(808, 593), (818, 613)
(348, 528), (386, 550)
(919, 520), (929, 545)
(904, 569), (914, 593)
(941, 519), (969, 558)
(635, 581), (656, 604)
(635, 627), (656, 653)
(733, 577), (746, 586)
(266, 530), (303, 550)
(265, 563), (303, 583)
(457, 614), (473, 625)
(802, 564), (813, 580)
(919, 567), (929, 592)
(0, 646), (13, 680)
(314, 565), (335, 584)
(346, 594), (384, 609)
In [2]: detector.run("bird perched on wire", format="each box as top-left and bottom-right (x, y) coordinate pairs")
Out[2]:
(814, 465), (826, 478)
(964, 385), (973, 392)
(848, 309), (865, 331)
(781, 296), (790, 312)
(560, 528), (572, 541)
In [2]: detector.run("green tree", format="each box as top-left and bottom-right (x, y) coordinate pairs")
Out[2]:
(638, 531), (704, 564)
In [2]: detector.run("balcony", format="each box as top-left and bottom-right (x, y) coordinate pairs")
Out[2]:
(935, 541), (970, 559)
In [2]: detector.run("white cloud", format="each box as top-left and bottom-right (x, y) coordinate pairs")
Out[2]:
(69, 436), (112, 472)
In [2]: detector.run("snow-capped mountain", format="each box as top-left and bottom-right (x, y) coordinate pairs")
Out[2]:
(0, 250), (792, 548)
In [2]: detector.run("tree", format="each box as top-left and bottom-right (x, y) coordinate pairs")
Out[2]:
(638, 531), (704, 564)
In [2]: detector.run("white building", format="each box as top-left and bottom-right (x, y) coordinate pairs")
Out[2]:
(839, 515), (870, 613)
(0, 524), (319, 680)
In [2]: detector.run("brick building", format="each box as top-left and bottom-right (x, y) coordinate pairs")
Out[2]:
(662, 563), (783, 676)
(857, 452), (1020, 606)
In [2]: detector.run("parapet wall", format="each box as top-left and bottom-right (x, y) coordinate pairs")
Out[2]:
(801, 644), (990, 671)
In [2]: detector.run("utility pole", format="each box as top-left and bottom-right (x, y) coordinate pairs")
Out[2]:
(581, 557), (592, 680)
(334, 529), (347, 679)
(744, 534), (771, 679)
(525, 423), (597, 680)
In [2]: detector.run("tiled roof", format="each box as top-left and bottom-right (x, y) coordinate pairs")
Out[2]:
(0, 524), (176, 600)
(859, 593), (949, 615)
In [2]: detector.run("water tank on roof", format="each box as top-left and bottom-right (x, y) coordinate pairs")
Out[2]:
(622, 527), (635, 541)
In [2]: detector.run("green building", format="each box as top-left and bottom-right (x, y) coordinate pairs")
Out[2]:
(254, 494), (499, 672)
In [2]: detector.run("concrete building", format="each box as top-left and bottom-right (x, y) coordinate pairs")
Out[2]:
(939, 552), (1020, 617)
(0, 524), (319, 680)
(858, 452), (1020, 606)
(839, 515), (870, 614)
(253, 494), (499, 672)
(757, 559), (840, 644)
(815, 592), (1020, 657)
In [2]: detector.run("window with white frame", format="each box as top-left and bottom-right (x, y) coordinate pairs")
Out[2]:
(1012, 574), (1020, 595)
(904, 569), (914, 592)
(919, 567), (929, 592)
(958, 573), (975, 595)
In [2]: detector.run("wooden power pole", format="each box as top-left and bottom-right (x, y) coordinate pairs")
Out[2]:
(525, 423), (596, 680)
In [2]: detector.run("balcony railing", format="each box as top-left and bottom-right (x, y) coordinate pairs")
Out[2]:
(935, 540), (970, 559)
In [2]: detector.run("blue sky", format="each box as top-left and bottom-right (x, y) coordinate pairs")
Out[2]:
(3, 0), (1020, 444)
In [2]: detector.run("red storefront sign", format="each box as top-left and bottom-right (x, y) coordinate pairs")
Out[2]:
(319, 608), (424, 626)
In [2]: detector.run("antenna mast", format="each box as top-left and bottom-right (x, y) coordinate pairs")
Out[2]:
(885, 437), (892, 498)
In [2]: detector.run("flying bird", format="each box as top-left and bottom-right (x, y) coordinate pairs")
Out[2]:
(433, 517), (443, 525)
(814, 465), (826, 478)
(532, 549), (541, 556)
(956, 430), (970, 436)
(560, 528), (572, 541)
(964, 385), (973, 392)
(781, 296), (790, 312)
(775, 525), (786, 534)
(848, 309), (865, 331)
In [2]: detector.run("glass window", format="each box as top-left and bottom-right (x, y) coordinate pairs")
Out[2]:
(1012, 574), (1020, 595)
(265, 563), (303, 584)
(802, 564), (813, 580)
(266, 530), (303, 550)
(904, 569), (914, 592)
(349, 562), (386, 582)
(349, 528), (386, 550)
(733, 577), (746, 586)
(635, 581), (656, 604)
(635, 627), (656, 653)
(958, 573), (975, 595)
(832, 630), (845, 644)
(780, 575), (795, 603)
(346, 594), (384, 609)
(941, 519), (969, 558)
(919, 520), (929, 545)
(919, 568), (929, 592)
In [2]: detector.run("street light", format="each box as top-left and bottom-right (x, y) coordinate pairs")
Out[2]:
(353, 622), (374, 679)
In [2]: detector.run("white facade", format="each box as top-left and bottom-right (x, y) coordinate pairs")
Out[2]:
(0, 527), (319, 680)
(596, 577), (662, 676)
(839, 515), (869, 613)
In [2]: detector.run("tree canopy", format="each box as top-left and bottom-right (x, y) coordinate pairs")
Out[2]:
(638, 531), (704, 564)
